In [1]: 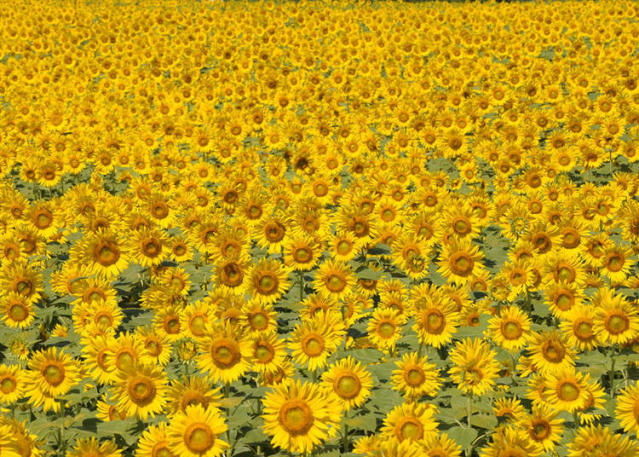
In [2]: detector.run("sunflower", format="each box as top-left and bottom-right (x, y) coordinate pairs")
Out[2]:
(81, 334), (118, 385)
(380, 402), (438, 444)
(320, 356), (373, 412)
(600, 245), (635, 284)
(136, 423), (176, 457)
(1, 293), (35, 329)
(113, 363), (168, 420)
(499, 259), (537, 301)
(196, 322), (252, 385)
(391, 352), (442, 401)
(289, 311), (345, 372)
(328, 230), (362, 262)
(489, 305), (532, 352)
(253, 214), (291, 254)
(127, 227), (169, 268)
(567, 424), (639, 457)
(544, 280), (583, 319)
(390, 234), (431, 280)
(109, 332), (145, 373)
(579, 232), (612, 267)
(367, 308), (407, 354)
(247, 258), (291, 305)
(437, 238), (485, 286)
(0, 261), (43, 306)
(518, 403), (564, 452)
(543, 250), (586, 288)
(528, 330), (576, 376)
(576, 379), (606, 425)
(0, 364), (25, 405)
(614, 382), (639, 436)
(449, 338), (500, 397)
(136, 326), (172, 367)
(420, 432), (462, 457)
(559, 305), (600, 352)
(593, 288), (639, 346)
(66, 438), (121, 457)
(249, 332), (287, 374)
(27, 347), (79, 398)
(545, 367), (590, 413)
(412, 295), (459, 348)
(166, 376), (223, 416)
(72, 230), (130, 279)
(166, 404), (229, 457)
(213, 256), (250, 294)
(261, 379), (342, 455)
(479, 426), (544, 457)
(283, 234), (321, 271)
(437, 203), (481, 241)
(493, 397), (527, 424)
(314, 258), (356, 300)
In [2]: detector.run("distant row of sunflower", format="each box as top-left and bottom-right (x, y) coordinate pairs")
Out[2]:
(0, 0), (638, 456)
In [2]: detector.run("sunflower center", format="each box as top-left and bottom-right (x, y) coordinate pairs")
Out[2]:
(301, 335), (325, 357)
(562, 229), (580, 249)
(152, 443), (173, 457)
(326, 274), (346, 293)
(293, 247), (312, 263)
(574, 320), (594, 340)
(555, 264), (576, 283)
(378, 322), (396, 339)
(221, 262), (244, 287)
(605, 313), (629, 335)
(336, 240), (352, 255)
(555, 290), (574, 311)
(398, 418), (423, 441)
(35, 210), (53, 229)
(255, 344), (275, 363)
(450, 252), (474, 276)
(129, 377), (156, 406)
(250, 312), (268, 330)
(151, 202), (169, 219)
(174, 244), (187, 256)
(558, 380), (580, 401)
(211, 340), (241, 369)
(425, 309), (445, 334)
(279, 400), (314, 435)
(42, 363), (65, 386)
(145, 339), (161, 357)
(453, 217), (471, 235)
(142, 239), (161, 257)
(257, 273), (278, 294)
(502, 321), (523, 340)
(190, 316), (206, 337)
(94, 241), (121, 267)
(265, 222), (285, 242)
(184, 423), (214, 453)
(116, 351), (135, 372)
(0, 376), (17, 394)
(15, 279), (32, 296)
(96, 313), (113, 329)
(8, 303), (28, 322)
(542, 340), (566, 363)
(531, 420), (550, 440)
(335, 374), (361, 399)
(164, 316), (180, 334)
(532, 233), (550, 253)
(405, 368), (425, 387)
(606, 253), (624, 272)
(463, 367), (482, 385)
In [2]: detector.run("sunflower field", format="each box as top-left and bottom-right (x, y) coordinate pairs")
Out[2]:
(1, 0), (639, 456)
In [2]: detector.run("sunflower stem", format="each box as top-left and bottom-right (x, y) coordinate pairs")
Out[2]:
(609, 353), (616, 398)
(342, 410), (350, 453)
(572, 411), (580, 426)
(467, 395), (472, 429)
(298, 270), (304, 302)
(417, 341), (424, 357)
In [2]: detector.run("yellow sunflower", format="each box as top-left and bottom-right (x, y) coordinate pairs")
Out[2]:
(289, 311), (345, 372)
(479, 426), (544, 457)
(545, 367), (590, 413)
(1, 293), (35, 329)
(559, 305), (600, 352)
(413, 294), (459, 348)
(518, 403), (564, 451)
(367, 308), (407, 354)
(380, 402), (438, 444)
(0, 364), (25, 405)
(448, 338), (500, 397)
(249, 332), (288, 374)
(136, 423), (176, 457)
(391, 352), (442, 401)
(196, 322), (252, 385)
(167, 404), (229, 457)
(320, 356), (373, 412)
(420, 432), (463, 457)
(261, 379), (342, 455)
(247, 258), (291, 305)
(72, 229), (130, 279)
(314, 258), (356, 300)
(593, 288), (639, 346)
(615, 382), (639, 436)
(528, 330), (576, 376)
(112, 363), (168, 420)
(66, 437), (121, 457)
(437, 238), (485, 286)
(489, 305), (532, 352)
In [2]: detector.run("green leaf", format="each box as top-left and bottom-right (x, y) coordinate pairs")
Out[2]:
(448, 426), (478, 449)
(345, 413), (378, 432)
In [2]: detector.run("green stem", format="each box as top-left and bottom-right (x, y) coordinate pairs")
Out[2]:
(417, 341), (424, 358)
(609, 354), (616, 398)
(467, 395), (472, 429)
(342, 410), (350, 453)
(299, 270), (304, 302)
